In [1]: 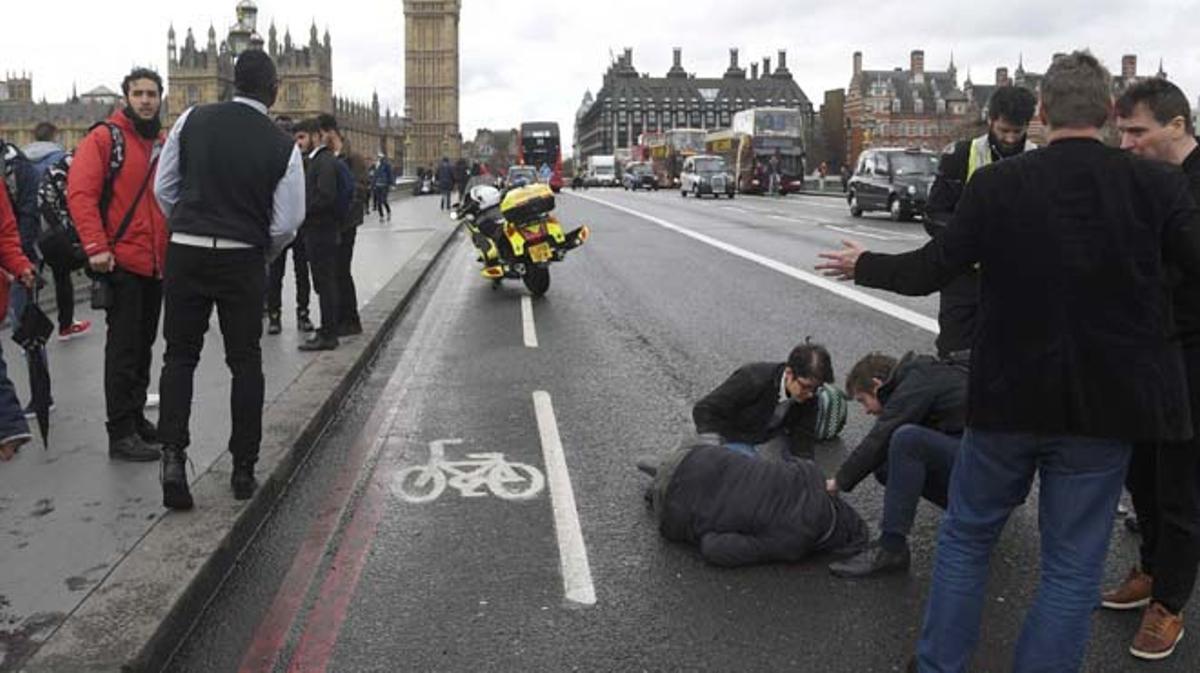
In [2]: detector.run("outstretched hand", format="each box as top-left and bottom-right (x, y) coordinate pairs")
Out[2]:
(816, 240), (866, 281)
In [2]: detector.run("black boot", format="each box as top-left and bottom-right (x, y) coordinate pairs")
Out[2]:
(161, 446), (194, 511)
(297, 310), (315, 333)
(337, 320), (363, 337)
(109, 434), (162, 462)
(136, 417), (159, 445)
(828, 541), (911, 578)
(267, 311), (282, 335)
(298, 334), (338, 351)
(231, 463), (258, 500)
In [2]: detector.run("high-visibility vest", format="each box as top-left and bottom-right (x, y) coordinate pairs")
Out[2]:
(965, 133), (1037, 183)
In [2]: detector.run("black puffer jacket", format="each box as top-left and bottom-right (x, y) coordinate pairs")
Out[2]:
(653, 443), (867, 567)
(835, 352), (968, 492)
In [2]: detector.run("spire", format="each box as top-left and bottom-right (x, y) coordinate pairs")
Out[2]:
(1015, 52), (1025, 75)
(323, 27), (331, 49)
(168, 24), (175, 39)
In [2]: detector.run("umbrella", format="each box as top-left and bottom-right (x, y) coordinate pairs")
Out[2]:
(12, 284), (54, 448)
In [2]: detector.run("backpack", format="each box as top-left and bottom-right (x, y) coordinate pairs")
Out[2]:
(333, 155), (355, 222)
(35, 122), (125, 272)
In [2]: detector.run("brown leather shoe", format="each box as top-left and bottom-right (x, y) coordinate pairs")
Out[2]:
(1102, 566), (1152, 610)
(1130, 602), (1184, 660)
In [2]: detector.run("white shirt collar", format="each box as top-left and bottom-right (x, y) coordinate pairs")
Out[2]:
(232, 96), (268, 116)
(308, 144), (327, 160)
(779, 372), (789, 403)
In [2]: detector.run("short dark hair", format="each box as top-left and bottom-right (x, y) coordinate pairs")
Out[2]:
(1116, 78), (1195, 135)
(293, 118), (319, 135)
(234, 49), (278, 100)
(989, 86), (1038, 126)
(786, 339), (833, 384)
(316, 113), (340, 133)
(274, 115), (294, 133)
(1040, 50), (1112, 130)
(33, 122), (58, 142)
(845, 353), (898, 397)
(121, 67), (163, 97)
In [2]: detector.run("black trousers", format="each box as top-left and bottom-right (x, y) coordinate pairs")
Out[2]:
(51, 266), (75, 331)
(1128, 347), (1200, 614)
(266, 234), (310, 316)
(305, 227), (340, 339)
(335, 226), (359, 328)
(158, 243), (266, 465)
(374, 187), (391, 218)
(104, 269), (161, 440)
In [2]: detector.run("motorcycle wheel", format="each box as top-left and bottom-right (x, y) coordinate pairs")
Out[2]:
(523, 267), (551, 296)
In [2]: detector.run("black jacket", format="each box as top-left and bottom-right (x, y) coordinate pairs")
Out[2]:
(302, 146), (339, 235)
(435, 161), (454, 190)
(654, 443), (867, 567)
(834, 353), (968, 491)
(857, 138), (1200, 442)
(1174, 141), (1200, 350)
(693, 362), (822, 459)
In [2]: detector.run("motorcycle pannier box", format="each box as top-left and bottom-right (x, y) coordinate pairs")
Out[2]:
(501, 184), (555, 225)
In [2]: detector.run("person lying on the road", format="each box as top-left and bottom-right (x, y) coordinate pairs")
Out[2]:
(640, 435), (868, 567)
(692, 340), (846, 462)
(824, 352), (967, 578)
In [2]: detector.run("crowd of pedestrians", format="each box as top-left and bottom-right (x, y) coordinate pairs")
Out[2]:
(0, 50), (388, 510)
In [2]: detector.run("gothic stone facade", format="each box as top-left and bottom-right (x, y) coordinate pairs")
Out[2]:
(404, 0), (462, 172)
(575, 47), (816, 162)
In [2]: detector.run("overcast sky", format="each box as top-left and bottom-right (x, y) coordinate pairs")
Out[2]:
(3, 0), (1199, 156)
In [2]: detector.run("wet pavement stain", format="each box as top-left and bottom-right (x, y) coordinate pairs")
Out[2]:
(0, 612), (64, 672)
(29, 499), (54, 518)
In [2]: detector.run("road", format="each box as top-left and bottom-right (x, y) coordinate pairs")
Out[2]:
(166, 189), (1180, 672)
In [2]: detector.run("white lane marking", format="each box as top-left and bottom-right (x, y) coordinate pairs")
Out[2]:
(825, 225), (894, 241)
(565, 192), (938, 334)
(719, 205), (750, 214)
(857, 224), (926, 241)
(790, 198), (846, 210)
(521, 295), (539, 348)
(532, 391), (597, 605)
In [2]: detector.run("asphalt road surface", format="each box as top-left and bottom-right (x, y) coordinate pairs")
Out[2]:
(166, 190), (1183, 672)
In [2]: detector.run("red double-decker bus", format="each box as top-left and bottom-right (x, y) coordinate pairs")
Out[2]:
(518, 122), (563, 192)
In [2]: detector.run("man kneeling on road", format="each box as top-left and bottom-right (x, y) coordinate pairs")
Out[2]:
(825, 352), (968, 578)
(692, 340), (845, 462)
(639, 435), (868, 567)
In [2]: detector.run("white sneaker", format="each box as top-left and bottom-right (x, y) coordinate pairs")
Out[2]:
(146, 393), (160, 409)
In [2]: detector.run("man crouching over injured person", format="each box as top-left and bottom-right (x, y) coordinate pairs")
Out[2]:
(639, 435), (868, 567)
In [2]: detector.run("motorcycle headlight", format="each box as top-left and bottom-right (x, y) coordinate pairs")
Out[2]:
(907, 185), (917, 196)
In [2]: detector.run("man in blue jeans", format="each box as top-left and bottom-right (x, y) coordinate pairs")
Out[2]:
(818, 51), (1200, 672)
(825, 351), (967, 578)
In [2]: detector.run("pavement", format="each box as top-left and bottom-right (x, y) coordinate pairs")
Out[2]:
(0, 192), (459, 672)
(157, 187), (1189, 672)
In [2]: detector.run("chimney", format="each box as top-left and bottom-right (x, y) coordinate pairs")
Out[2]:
(763, 57), (771, 77)
(673, 47), (681, 68)
(1052, 52), (1066, 63)
(624, 47), (633, 67)
(1122, 54), (1137, 78)
(751, 63), (759, 80)
(730, 48), (739, 70)
(778, 50), (788, 72)
(853, 51), (863, 76)
(911, 50), (925, 75)
(995, 67), (1009, 86)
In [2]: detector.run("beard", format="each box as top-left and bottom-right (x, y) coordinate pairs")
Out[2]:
(990, 131), (1026, 158)
(123, 106), (162, 139)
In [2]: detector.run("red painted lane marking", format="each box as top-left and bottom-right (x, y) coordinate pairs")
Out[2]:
(285, 476), (389, 673)
(238, 408), (402, 673)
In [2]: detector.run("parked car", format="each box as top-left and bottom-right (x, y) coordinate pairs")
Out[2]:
(846, 147), (939, 221)
(680, 155), (735, 199)
(622, 162), (658, 191)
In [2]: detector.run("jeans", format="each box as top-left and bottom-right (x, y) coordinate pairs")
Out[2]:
(374, 187), (391, 218)
(103, 270), (161, 440)
(440, 188), (452, 211)
(335, 226), (359, 328)
(158, 243), (265, 465)
(50, 266), (75, 330)
(879, 424), (959, 541)
(916, 429), (1131, 673)
(266, 234), (310, 316)
(723, 436), (795, 462)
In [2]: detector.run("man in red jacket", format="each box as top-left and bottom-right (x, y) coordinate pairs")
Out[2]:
(0, 180), (37, 460)
(68, 67), (168, 462)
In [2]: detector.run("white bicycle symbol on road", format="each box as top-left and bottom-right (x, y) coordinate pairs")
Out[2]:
(392, 439), (546, 503)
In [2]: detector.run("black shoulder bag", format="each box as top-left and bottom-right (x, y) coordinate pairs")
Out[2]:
(90, 144), (161, 310)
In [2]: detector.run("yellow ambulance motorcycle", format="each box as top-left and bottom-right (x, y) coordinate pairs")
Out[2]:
(450, 184), (589, 296)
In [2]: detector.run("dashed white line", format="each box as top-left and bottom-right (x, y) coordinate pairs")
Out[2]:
(532, 391), (596, 606)
(825, 224), (894, 241)
(521, 295), (538, 348)
(565, 192), (938, 334)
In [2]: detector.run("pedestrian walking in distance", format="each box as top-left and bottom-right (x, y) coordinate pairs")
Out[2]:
(68, 67), (169, 463)
(153, 49), (304, 510)
(817, 51), (1200, 673)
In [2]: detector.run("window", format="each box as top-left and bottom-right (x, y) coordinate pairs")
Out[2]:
(186, 85), (199, 106)
(286, 84), (300, 104)
(914, 98), (924, 115)
(892, 98), (902, 113)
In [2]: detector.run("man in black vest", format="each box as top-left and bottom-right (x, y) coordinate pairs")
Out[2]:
(153, 50), (305, 510)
